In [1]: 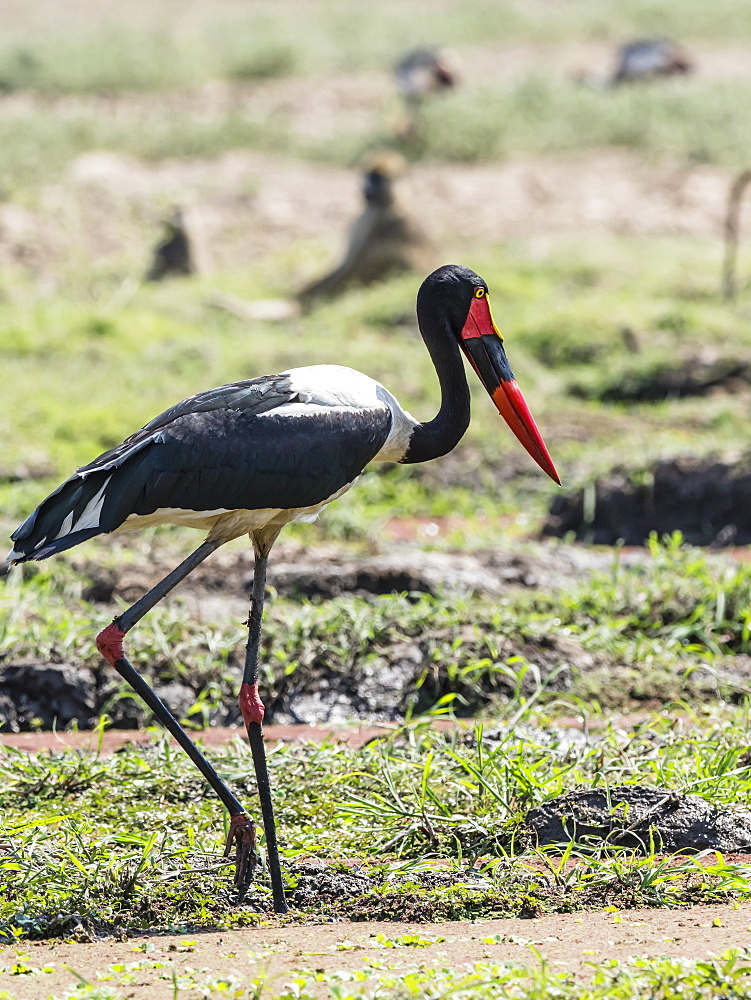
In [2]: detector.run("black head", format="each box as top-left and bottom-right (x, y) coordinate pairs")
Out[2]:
(414, 264), (561, 485)
(416, 264), (488, 332)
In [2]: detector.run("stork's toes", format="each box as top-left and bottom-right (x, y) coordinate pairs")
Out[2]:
(224, 813), (258, 895)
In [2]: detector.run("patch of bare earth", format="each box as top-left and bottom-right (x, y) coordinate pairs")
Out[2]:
(4, 904), (751, 998)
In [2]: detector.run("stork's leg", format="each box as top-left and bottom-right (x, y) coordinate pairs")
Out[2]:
(240, 549), (289, 914)
(95, 539), (258, 892)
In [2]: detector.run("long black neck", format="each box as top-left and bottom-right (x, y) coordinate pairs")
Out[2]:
(401, 315), (470, 464)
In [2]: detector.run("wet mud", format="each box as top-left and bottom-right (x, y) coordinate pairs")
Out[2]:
(78, 544), (623, 604)
(1, 545), (621, 733)
(0, 626), (590, 733)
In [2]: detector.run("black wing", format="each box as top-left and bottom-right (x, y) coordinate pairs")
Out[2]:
(84, 373), (297, 471)
(10, 375), (392, 562)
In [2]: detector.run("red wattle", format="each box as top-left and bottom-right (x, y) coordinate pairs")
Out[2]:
(96, 623), (126, 665)
(239, 682), (265, 726)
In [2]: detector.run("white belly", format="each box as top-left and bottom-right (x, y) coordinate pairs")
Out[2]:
(115, 481), (356, 542)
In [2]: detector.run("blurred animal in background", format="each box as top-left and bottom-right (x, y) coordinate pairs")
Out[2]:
(394, 46), (461, 138)
(612, 39), (693, 84)
(298, 151), (430, 307)
(145, 207), (194, 282)
(576, 38), (693, 90)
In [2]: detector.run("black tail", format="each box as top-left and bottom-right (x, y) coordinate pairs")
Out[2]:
(8, 471), (113, 563)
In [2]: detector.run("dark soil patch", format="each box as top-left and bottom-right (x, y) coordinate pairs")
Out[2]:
(572, 352), (751, 403)
(266, 628), (592, 727)
(0, 534), (736, 732)
(245, 842), (746, 921)
(542, 455), (751, 546)
(526, 785), (751, 854)
(0, 626), (591, 732)
(2, 542), (631, 734)
(246, 859), (519, 922)
(0, 662), (98, 732)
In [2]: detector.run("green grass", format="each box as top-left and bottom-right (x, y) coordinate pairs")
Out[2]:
(4, 0), (751, 93)
(2, 705), (751, 940)
(2, 233), (750, 538)
(0, 0), (749, 189)
(3, 533), (751, 728)
(4, 0), (751, 975)
(3, 70), (751, 191)
(4, 236), (751, 732)
(403, 76), (751, 169)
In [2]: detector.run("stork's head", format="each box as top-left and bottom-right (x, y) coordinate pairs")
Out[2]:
(418, 264), (560, 485)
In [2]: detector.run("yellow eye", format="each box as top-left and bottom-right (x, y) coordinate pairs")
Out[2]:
(475, 287), (485, 298)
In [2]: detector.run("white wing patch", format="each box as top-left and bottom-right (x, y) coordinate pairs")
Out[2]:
(285, 365), (385, 409)
(54, 475), (112, 539)
(285, 364), (418, 462)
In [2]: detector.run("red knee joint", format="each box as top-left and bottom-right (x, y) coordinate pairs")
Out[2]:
(96, 623), (126, 665)
(239, 682), (265, 726)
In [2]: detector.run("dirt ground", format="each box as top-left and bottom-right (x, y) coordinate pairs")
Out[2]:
(3, 903), (751, 998)
(0, 721), (429, 753)
(0, 711), (662, 754)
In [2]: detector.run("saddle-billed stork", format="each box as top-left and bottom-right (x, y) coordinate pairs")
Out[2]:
(7, 264), (559, 913)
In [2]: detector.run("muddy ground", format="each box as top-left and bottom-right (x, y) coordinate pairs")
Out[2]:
(0, 541), (683, 732)
(4, 536), (751, 731)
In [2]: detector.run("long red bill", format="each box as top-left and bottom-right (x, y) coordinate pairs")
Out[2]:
(492, 379), (560, 485)
(459, 292), (560, 485)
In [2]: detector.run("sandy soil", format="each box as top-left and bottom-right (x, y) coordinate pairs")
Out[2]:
(3, 903), (751, 998)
